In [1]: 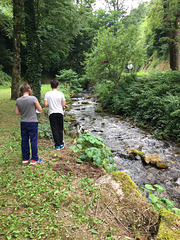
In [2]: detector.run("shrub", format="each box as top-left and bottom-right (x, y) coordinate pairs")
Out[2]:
(0, 65), (11, 87)
(97, 71), (180, 142)
(70, 132), (117, 172)
(55, 69), (82, 94)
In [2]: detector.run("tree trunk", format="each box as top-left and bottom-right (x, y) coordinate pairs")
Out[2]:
(24, 0), (41, 102)
(163, 0), (180, 71)
(175, 12), (180, 71)
(11, 0), (22, 100)
(168, 31), (177, 70)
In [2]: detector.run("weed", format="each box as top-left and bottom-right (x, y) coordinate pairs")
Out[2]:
(141, 184), (180, 216)
(38, 123), (52, 139)
(70, 132), (117, 172)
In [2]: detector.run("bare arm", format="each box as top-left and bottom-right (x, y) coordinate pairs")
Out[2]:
(62, 100), (66, 108)
(15, 105), (21, 115)
(44, 100), (48, 107)
(35, 101), (43, 112)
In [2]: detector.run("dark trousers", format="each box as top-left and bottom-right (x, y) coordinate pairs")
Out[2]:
(49, 113), (64, 147)
(21, 122), (39, 161)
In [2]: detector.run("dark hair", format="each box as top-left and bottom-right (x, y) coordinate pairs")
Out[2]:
(19, 84), (33, 97)
(50, 79), (59, 89)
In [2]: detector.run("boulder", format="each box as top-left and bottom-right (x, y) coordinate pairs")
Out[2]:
(127, 149), (169, 169)
(144, 154), (162, 165)
(157, 209), (180, 240)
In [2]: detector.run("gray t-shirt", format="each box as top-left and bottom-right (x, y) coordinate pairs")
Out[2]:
(16, 96), (38, 122)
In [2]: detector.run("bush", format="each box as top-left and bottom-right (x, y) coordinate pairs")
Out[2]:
(0, 65), (11, 87)
(70, 132), (117, 172)
(55, 69), (82, 94)
(97, 71), (180, 142)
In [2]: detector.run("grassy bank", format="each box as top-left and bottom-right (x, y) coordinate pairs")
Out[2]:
(0, 86), (160, 239)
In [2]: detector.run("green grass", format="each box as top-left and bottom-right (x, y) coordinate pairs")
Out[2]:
(0, 87), (103, 239)
(0, 88), (11, 100)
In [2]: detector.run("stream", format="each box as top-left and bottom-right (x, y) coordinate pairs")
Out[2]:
(66, 90), (180, 208)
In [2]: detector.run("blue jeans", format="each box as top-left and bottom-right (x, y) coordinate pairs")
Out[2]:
(21, 122), (39, 161)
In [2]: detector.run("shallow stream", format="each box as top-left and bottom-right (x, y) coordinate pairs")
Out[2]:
(66, 91), (180, 208)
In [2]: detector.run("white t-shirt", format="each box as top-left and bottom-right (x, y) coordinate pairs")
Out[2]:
(44, 90), (65, 116)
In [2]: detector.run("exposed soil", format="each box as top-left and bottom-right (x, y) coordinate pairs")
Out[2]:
(38, 139), (159, 240)
(39, 139), (106, 180)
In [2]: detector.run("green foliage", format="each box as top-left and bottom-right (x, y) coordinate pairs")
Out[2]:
(0, 65), (11, 86)
(0, 1), (13, 37)
(146, 0), (179, 70)
(141, 184), (180, 216)
(39, 0), (79, 73)
(97, 71), (180, 142)
(84, 23), (144, 88)
(38, 123), (52, 139)
(56, 69), (82, 94)
(0, 43), (13, 74)
(70, 132), (117, 172)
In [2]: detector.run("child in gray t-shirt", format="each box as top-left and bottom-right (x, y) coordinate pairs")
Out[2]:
(15, 84), (42, 165)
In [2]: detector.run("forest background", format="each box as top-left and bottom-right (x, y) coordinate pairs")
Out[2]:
(0, 0), (180, 141)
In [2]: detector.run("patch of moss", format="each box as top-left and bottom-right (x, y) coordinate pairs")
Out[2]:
(128, 149), (146, 158)
(112, 172), (141, 197)
(157, 209), (180, 240)
(133, 150), (146, 158)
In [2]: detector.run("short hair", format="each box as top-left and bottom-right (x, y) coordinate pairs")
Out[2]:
(50, 79), (59, 89)
(19, 84), (32, 97)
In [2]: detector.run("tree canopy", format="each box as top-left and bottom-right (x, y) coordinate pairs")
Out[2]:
(0, 0), (179, 96)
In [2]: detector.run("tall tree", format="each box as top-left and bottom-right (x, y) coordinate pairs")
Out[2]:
(84, 24), (141, 88)
(147, 0), (180, 70)
(60, 0), (95, 74)
(24, 0), (41, 101)
(162, 0), (180, 70)
(39, 0), (79, 74)
(11, 0), (22, 100)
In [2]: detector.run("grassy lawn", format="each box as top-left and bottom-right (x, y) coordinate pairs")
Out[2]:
(0, 86), (103, 239)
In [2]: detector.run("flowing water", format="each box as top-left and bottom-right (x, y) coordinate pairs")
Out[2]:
(66, 91), (180, 208)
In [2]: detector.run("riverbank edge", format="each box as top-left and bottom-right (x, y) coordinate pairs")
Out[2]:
(63, 99), (180, 239)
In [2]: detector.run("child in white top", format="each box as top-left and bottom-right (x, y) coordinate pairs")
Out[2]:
(44, 79), (66, 149)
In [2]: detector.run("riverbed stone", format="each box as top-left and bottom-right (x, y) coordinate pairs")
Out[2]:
(175, 178), (180, 186)
(156, 162), (168, 169)
(127, 149), (146, 158)
(144, 154), (162, 165)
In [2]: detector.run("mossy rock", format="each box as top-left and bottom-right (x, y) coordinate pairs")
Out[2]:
(127, 149), (146, 158)
(157, 209), (180, 240)
(112, 171), (141, 197)
(156, 162), (168, 169)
